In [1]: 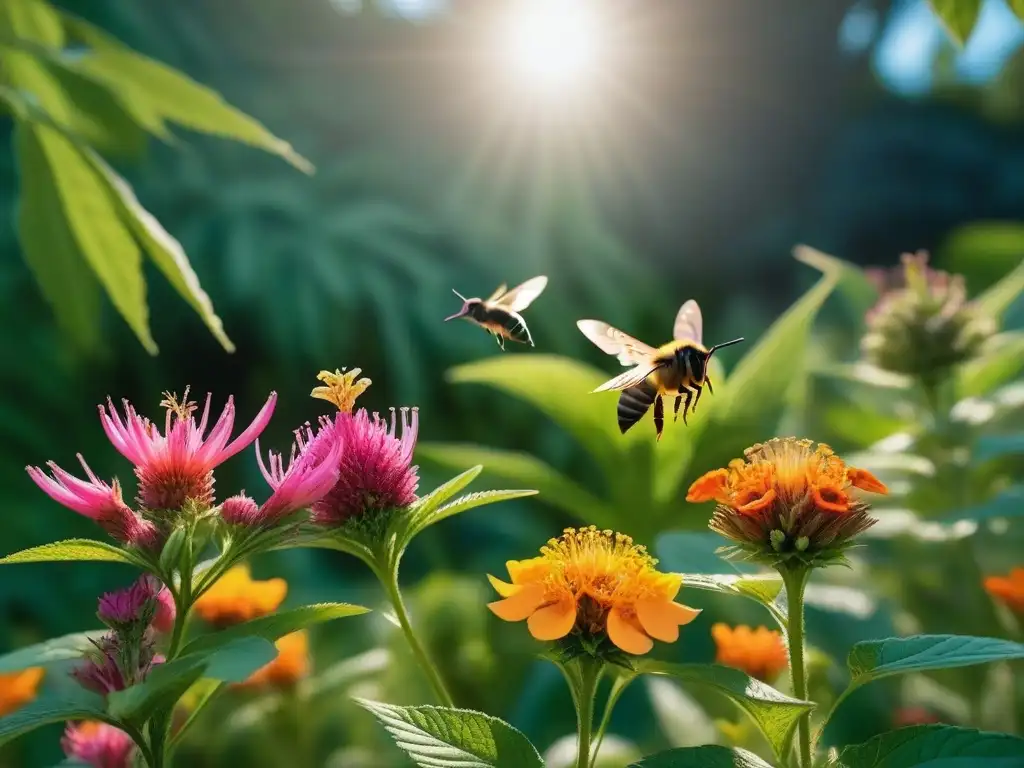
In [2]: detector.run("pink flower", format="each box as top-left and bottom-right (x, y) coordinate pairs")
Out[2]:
(152, 583), (176, 634)
(25, 456), (158, 549)
(72, 633), (161, 695)
(97, 576), (174, 633)
(99, 388), (276, 513)
(62, 721), (135, 768)
(312, 407), (419, 526)
(219, 493), (261, 526)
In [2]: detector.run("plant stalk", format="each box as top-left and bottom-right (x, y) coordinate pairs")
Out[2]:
(783, 565), (812, 768)
(561, 657), (603, 768)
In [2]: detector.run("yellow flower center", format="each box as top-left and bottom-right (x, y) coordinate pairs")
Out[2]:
(311, 368), (371, 413)
(159, 387), (198, 422)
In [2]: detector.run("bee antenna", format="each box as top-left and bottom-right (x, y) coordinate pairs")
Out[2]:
(452, 289), (467, 302)
(707, 337), (745, 356)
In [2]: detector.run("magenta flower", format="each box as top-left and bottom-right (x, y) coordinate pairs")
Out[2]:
(72, 633), (161, 695)
(26, 456), (158, 549)
(99, 388), (277, 513)
(97, 576), (174, 633)
(62, 721), (135, 768)
(152, 583), (176, 634)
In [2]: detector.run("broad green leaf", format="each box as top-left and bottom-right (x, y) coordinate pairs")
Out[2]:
(645, 678), (719, 749)
(677, 573), (784, 606)
(638, 661), (814, 760)
(974, 254), (1024, 322)
(409, 489), (539, 537)
(795, 244), (878, 315)
(417, 443), (618, 529)
(657, 532), (756, 575)
(63, 15), (312, 172)
(14, 118), (101, 351)
(848, 635), (1024, 687)
(0, 630), (104, 672)
(87, 154), (235, 352)
(629, 745), (774, 768)
(357, 699), (544, 768)
(0, 0), (64, 46)
(959, 332), (1024, 398)
(0, 687), (106, 746)
(17, 120), (156, 353)
(108, 636), (277, 723)
(929, 0), (983, 45)
(181, 603), (370, 656)
(0, 538), (143, 566)
(445, 355), (624, 472)
(836, 724), (1024, 768)
(406, 465), (483, 530)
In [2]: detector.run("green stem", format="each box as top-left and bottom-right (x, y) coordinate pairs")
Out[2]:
(590, 673), (634, 766)
(380, 564), (455, 707)
(559, 657), (603, 768)
(782, 566), (812, 768)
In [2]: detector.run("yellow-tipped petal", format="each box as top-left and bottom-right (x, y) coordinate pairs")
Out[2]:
(487, 574), (519, 598)
(607, 608), (653, 655)
(527, 598), (576, 641)
(636, 599), (683, 643)
(664, 601), (702, 626)
(487, 583), (545, 622)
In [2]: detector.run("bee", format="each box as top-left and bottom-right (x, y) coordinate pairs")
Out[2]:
(445, 276), (548, 350)
(577, 300), (745, 441)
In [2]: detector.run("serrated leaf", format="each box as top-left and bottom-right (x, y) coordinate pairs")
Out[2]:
(974, 253), (1024, 322)
(637, 661), (813, 760)
(959, 332), (1024, 398)
(417, 443), (618, 529)
(0, 687), (107, 746)
(929, 0), (982, 46)
(848, 635), (1024, 687)
(406, 465), (483, 530)
(0, 538), (143, 566)
(629, 745), (774, 768)
(181, 602), (369, 656)
(0, 630), (104, 673)
(836, 724), (1024, 767)
(410, 489), (538, 538)
(357, 699), (544, 768)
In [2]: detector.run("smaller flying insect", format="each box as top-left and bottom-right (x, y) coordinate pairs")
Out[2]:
(577, 300), (744, 441)
(445, 276), (548, 350)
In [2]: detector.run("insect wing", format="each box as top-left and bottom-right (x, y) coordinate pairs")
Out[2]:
(486, 283), (508, 303)
(577, 320), (656, 366)
(592, 364), (660, 393)
(673, 300), (704, 345)
(496, 276), (548, 312)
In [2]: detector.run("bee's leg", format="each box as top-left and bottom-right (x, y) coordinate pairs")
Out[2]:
(673, 395), (683, 422)
(692, 384), (703, 413)
(653, 394), (665, 441)
(495, 333), (505, 351)
(705, 376), (714, 395)
(681, 387), (693, 425)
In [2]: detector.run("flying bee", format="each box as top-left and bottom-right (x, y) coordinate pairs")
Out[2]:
(577, 300), (745, 441)
(445, 276), (548, 350)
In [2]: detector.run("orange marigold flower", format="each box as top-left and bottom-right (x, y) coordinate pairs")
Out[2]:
(192, 564), (286, 628)
(983, 567), (1024, 614)
(711, 623), (788, 682)
(239, 631), (309, 688)
(487, 526), (701, 657)
(687, 437), (888, 567)
(0, 667), (43, 716)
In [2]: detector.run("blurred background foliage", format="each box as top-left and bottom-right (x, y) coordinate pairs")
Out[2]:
(0, 0), (1023, 765)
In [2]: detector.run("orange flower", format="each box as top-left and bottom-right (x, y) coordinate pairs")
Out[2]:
(193, 564), (287, 627)
(711, 624), (788, 682)
(0, 667), (43, 716)
(983, 568), (1024, 614)
(487, 526), (701, 656)
(239, 631), (309, 688)
(687, 437), (888, 566)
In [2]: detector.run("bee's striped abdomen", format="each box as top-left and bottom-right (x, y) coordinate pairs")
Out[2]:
(489, 307), (534, 346)
(617, 380), (657, 434)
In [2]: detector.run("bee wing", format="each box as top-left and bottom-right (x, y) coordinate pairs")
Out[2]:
(496, 276), (548, 312)
(673, 299), (704, 345)
(486, 283), (508, 303)
(577, 320), (656, 366)
(592, 364), (660, 393)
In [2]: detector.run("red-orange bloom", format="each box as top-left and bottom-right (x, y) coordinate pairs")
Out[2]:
(0, 667), (43, 716)
(487, 527), (701, 656)
(239, 631), (310, 688)
(192, 564), (287, 628)
(983, 568), (1024, 614)
(711, 623), (788, 682)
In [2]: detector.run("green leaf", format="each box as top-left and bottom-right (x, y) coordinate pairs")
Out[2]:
(409, 489), (539, 537)
(1012, 0), (1024, 23)
(657, 532), (756, 575)
(794, 244), (878, 315)
(679, 573), (784, 605)
(86, 153), (235, 352)
(356, 699), (544, 768)
(629, 746), (774, 768)
(974, 254), (1024, 322)
(63, 14), (312, 173)
(417, 443), (618, 529)
(13, 118), (102, 351)
(0, 538), (143, 566)
(0, 687), (107, 746)
(0, 631), (104, 673)
(16, 120), (156, 353)
(959, 332), (1024, 398)
(928, 0), (983, 45)
(108, 636), (277, 723)
(181, 602), (369, 656)
(406, 465), (483, 530)
(836, 724), (1024, 768)
(0, 0), (64, 46)
(637, 661), (814, 760)
(848, 635), (1024, 688)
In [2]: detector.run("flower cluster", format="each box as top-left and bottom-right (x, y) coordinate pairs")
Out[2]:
(62, 721), (136, 768)
(687, 437), (888, 566)
(97, 574), (175, 633)
(983, 567), (1024, 615)
(712, 623), (788, 682)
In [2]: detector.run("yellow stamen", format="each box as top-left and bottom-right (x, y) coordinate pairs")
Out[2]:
(311, 368), (371, 413)
(160, 387), (197, 421)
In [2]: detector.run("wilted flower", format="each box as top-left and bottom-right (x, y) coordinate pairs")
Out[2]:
(72, 633), (161, 695)
(862, 251), (995, 382)
(308, 369), (419, 526)
(712, 623), (788, 682)
(0, 667), (43, 716)
(26, 456), (158, 549)
(238, 631), (309, 688)
(62, 721), (135, 768)
(687, 437), (888, 567)
(488, 526), (701, 657)
(99, 388), (276, 514)
(193, 564), (287, 627)
(97, 575), (174, 633)
(983, 567), (1024, 614)
(892, 707), (943, 728)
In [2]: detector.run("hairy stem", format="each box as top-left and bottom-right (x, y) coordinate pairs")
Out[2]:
(590, 673), (634, 766)
(783, 565), (812, 768)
